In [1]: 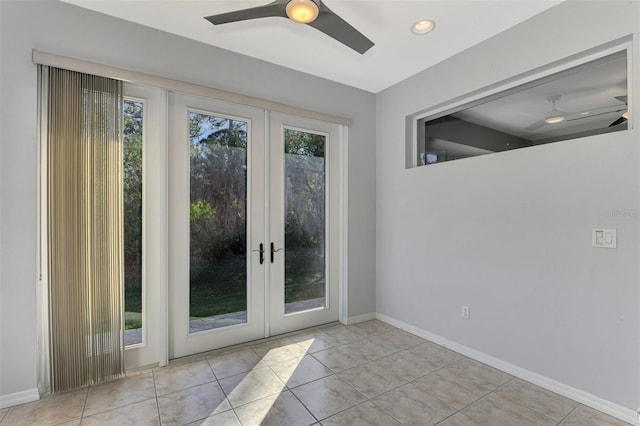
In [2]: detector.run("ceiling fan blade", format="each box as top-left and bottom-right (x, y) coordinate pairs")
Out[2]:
(308, 3), (374, 54)
(608, 116), (627, 127)
(614, 95), (628, 104)
(525, 120), (548, 131)
(205, 1), (286, 25)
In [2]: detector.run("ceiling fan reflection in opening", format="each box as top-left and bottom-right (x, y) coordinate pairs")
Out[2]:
(526, 95), (570, 131)
(527, 94), (630, 131)
(204, 0), (374, 54)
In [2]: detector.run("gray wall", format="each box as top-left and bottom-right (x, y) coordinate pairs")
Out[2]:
(0, 0), (376, 399)
(376, 0), (639, 410)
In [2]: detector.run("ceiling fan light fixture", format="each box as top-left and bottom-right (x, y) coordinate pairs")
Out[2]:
(545, 116), (565, 124)
(411, 20), (436, 35)
(286, 0), (319, 24)
(622, 111), (629, 120)
(542, 96), (565, 124)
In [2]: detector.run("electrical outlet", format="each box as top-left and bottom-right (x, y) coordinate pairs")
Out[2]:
(461, 305), (470, 319)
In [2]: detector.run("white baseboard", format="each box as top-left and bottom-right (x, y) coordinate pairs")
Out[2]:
(375, 313), (639, 426)
(0, 388), (40, 409)
(343, 312), (376, 325)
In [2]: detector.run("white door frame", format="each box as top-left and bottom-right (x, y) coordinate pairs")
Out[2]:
(123, 83), (167, 370)
(168, 92), (267, 358)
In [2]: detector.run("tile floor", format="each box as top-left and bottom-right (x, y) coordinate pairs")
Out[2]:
(0, 320), (633, 426)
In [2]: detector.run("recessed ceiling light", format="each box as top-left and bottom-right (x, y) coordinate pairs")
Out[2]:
(411, 20), (436, 35)
(579, 111), (590, 116)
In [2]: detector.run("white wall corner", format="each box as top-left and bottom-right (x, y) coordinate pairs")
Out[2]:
(0, 388), (40, 410)
(343, 312), (376, 325)
(375, 313), (640, 426)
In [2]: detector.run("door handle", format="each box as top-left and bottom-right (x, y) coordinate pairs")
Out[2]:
(252, 243), (265, 264)
(270, 242), (283, 263)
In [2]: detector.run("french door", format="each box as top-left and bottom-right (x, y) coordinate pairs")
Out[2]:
(268, 113), (340, 336)
(168, 93), (341, 359)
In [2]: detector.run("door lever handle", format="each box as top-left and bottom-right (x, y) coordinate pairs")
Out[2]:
(270, 242), (283, 263)
(252, 243), (265, 264)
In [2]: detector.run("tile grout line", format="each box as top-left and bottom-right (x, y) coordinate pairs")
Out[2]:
(558, 403), (582, 425)
(214, 348), (302, 424)
(491, 377), (579, 424)
(408, 359), (550, 426)
(425, 375), (495, 426)
(321, 399), (386, 424)
(199, 360), (238, 424)
(0, 407), (9, 424)
(281, 379), (321, 425)
(151, 369), (163, 426)
(370, 379), (460, 426)
(78, 386), (89, 423)
(81, 395), (161, 420)
(212, 377), (240, 424)
(202, 357), (239, 425)
(476, 383), (562, 425)
(400, 358), (476, 425)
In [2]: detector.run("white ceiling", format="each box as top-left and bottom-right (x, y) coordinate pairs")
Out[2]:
(60, 0), (563, 93)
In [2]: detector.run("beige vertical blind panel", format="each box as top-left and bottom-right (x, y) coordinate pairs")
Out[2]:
(45, 66), (125, 392)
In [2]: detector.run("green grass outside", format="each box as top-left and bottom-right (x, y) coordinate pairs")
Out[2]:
(124, 247), (324, 325)
(125, 312), (142, 330)
(284, 248), (325, 303)
(190, 254), (248, 318)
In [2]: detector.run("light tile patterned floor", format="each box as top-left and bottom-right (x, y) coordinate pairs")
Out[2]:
(0, 320), (633, 426)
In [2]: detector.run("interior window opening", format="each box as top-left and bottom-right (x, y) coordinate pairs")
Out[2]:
(412, 49), (630, 167)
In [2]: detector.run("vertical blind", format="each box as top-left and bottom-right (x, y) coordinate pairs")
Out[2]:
(44, 66), (125, 392)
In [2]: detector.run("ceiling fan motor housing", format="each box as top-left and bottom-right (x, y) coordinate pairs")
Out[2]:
(286, 0), (320, 24)
(204, 0), (374, 54)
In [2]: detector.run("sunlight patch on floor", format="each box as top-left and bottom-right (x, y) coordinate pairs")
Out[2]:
(221, 338), (314, 424)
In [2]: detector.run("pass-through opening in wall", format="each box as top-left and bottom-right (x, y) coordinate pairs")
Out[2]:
(406, 42), (632, 169)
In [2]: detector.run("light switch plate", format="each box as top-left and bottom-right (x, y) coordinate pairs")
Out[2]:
(592, 228), (616, 248)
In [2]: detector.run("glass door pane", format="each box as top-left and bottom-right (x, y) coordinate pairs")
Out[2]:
(283, 129), (327, 314)
(123, 99), (144, 346)
(269, 113), (341, 336)
(189, 112), (248, 332)
(169, 93), (266, 359)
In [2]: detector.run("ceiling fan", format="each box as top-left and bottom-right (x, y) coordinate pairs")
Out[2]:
(525, 95), (571, 131)
(204, 0), (374, 54)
